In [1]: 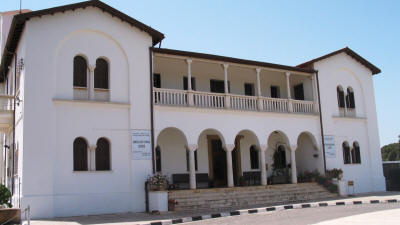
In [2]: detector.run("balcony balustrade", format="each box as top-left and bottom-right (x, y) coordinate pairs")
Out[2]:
(154, 88), (317, 114)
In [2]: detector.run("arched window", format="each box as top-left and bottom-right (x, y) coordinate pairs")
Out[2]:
(73, 56), (87, 87)
(73, 137), (88, 171)
(353, 142), (361, 164)
(337, 86), (345, 108)
(347, 87), (355, 109)
(155, 146), (162, 172)
(94, 58), (109, 89)
(95, 138), (110, 171)
(343, 142), (351, 164)
(250, 145), (259, 169)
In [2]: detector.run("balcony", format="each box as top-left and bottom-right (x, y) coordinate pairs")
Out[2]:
(154, 88), (317, 114)
(0, 95), (14, 131)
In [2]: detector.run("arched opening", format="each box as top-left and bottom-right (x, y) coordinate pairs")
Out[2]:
(337, 86), (345, 108)
(267, 131), (290, 184)
(352, 141), (361, 164)
(73, 137), (88, 171)
(73, 56), (87, 88)
(198, 129), (227, 187)
(346, 87), (355, 109)
(343, 141), (351, 164)
(296, 132), (323, 181)
(95, 137), (110, 171)
(156, 127), (189, 188)
(234, 130), (261, 186)
(94, 58), (109, 89)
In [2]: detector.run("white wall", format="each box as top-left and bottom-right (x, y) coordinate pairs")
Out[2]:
(154, 106), (323, 181)
(16, 7), (154, 218)
(315, 52), (386, 193)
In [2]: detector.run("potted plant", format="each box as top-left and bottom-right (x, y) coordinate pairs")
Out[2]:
(327, 168), (343, 181)
(147, 173), (168, 191)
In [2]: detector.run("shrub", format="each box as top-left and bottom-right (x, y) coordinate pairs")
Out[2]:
(0, 184), (11, 208)
(327, 183), (338, 193)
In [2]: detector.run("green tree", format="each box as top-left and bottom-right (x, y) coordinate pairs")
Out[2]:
(381, 143), (400, 161)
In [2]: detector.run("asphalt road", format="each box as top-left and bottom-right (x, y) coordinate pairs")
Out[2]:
(186, 203), (400, 225)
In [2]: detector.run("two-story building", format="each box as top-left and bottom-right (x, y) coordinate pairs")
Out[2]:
(0, 0), (385, 218)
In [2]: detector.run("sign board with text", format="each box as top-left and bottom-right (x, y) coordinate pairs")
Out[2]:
(324, 135), (336, 158)
(131, 129), (152, 160)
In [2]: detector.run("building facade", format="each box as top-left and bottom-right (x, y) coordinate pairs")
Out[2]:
(0, 0), (385, 219)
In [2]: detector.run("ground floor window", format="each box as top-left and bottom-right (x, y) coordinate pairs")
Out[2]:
(96, 138), (111, 171)
(73, 137), (88, 171)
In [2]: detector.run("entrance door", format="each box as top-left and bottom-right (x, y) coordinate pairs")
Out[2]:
(209, 138), (227, 187)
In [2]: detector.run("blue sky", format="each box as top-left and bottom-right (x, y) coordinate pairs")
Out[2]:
(2, 0), (399, 146)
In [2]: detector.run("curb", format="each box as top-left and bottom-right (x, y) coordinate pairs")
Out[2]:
(145, 198), (400, 225)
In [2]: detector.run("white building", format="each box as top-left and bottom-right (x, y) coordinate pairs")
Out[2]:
(0, 0), (385, 219)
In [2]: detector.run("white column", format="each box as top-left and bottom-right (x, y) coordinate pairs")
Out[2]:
(256, 68), (262, 97)
(187, 144), (198, 189)
(225, 144), (235, 187)
(311, 73), (319, 113)
(89, 145), (96, 171)
(290, 145), (297, 184)
(256, 68), (263, 110)
(186, 59), (192, 91)
(260, 145), (267, 185)
(223, 64), (231, 108)
(285, 72), (293, 112)
(186, 59), (194, 106)
(88, 65), (95, 100)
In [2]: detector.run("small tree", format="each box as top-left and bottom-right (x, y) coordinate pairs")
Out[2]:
(0, 184), (12, 208)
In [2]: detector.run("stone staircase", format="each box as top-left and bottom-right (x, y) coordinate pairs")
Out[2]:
(168, 182), (338, 211)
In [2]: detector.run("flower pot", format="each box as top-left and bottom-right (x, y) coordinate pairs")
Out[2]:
(151, 184), (166, 191)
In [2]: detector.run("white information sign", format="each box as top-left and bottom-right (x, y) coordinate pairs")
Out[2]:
(324, 135), (336, 158)
(131, 129), (152, 160)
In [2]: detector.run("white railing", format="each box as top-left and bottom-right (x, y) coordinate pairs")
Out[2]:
(153, 88), (317, 115)
(292, 100), (314, 114)
(0, 95), (14, 111)
(193, 91), (225, 108)
(231, 94), (257, 111)
(261, 97), (288, 112)
(153, 88), (188, 106)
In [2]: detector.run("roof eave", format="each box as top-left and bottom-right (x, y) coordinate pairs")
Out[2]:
(0, 0), (165, 81)
(297, 47), (381, 75)
(152, 47), (316, 74)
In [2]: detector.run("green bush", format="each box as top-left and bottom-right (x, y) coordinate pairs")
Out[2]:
(0, 184), (11, 207)
(327, 183), (338, 193)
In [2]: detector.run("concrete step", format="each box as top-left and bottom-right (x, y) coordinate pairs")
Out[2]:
(173, 191), (333, 204)
(170, 187), (331, 200)
(169, 182), (338, 211)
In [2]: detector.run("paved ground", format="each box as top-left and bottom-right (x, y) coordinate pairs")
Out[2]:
(30, 192), (400, 225)
(187, 203), (400, 225)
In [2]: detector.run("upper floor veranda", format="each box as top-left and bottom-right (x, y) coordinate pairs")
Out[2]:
(152, 48), (319, 115)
